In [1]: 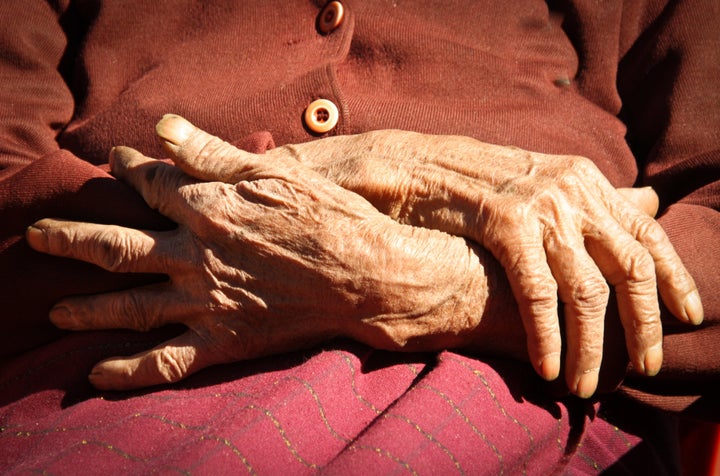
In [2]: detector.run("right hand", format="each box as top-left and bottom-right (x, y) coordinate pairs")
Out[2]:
(157, 115), (702, 397)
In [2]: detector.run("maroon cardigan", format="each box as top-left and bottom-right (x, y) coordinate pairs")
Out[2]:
(1, 0), (718, 473)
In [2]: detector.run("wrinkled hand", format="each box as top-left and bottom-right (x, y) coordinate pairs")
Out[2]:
(158, 115), (703, 397)
(26, 135), (516, 390)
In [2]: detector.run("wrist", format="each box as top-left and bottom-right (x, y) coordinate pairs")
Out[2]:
(345, 221), (492, 352)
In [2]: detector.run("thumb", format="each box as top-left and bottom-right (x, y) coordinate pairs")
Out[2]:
(617, 187), (660, 217)
(155, 114), (263, 183)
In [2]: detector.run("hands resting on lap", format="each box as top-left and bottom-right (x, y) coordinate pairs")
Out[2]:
(26, 115), (702, 396)
(28, 136), (512, 391)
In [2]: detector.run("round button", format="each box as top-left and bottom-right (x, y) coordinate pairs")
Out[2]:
(318, 1), (344, 34)
(304, 99), (339, 134)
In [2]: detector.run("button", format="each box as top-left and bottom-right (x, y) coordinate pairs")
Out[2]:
(304, 99), (339, 134)
(318, 1), (344, 34)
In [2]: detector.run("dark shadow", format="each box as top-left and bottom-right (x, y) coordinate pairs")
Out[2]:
(597, 394), (682, 475)
(0, 163), (174, 359)
(456, 352), (594, 457)
(0, 326), (183, 408)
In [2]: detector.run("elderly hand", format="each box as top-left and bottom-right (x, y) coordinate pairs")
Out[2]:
(26, 136), (520, 390)
(158, 115), (703, 397)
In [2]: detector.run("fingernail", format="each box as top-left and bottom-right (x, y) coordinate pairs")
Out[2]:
(539, 353), (561, 381)
(156, 114), (194, 145)
(89, 365), (113, 390)
(26, 225), (49, 251)
(108, 146), (118, 168)
(683, 291), (704, 325)
(108, 145), (136, 174)
(644, 344), (663, 377)
(90, 360), (133, 390)
(574, 370), (598, 399)
(49, 305), (77, 329)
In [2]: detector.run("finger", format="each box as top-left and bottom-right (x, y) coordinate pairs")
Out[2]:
(27, 218), (184, 274)
(546, 229), (609, 398)
(585, 218), (663, 376)
(602, 186), (703, 325)
(617, 187), (659, 217)
(155, 114), (265, 183)
(49, 283), (195, 332)
(626, 208), (703, 325)
(88, 331), (216, 390)
(491, 229), (561, 381)
(109, 145), (210, 225)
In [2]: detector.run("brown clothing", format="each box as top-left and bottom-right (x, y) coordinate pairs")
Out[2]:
(0, 0), (718, 472)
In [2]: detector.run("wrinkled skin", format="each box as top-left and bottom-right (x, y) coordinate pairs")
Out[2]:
(27, 115), (702, 396)
(27, 138), (518, 391)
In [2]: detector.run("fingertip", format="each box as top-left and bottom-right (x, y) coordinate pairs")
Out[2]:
(49, 305), (78, 329)
(573, 369), (599, 399)
(643, 344), (663, 377)
(109, 145), (146, 177)
(156, 114), (194, 146)
(683, 290), (704, 325)
(108, 146), (117, 169)
(26, 224), (48, 252)
(617, 187), (659, 217)
(108, 146), (127, 175)
(538, 353), (561, 381)
(636, 186), (659, 217)
(89, 366), (112, 391)
(89, 359), (126, 391)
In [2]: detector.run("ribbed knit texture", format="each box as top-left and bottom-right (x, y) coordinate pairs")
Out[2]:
(0, 0), (718, 473)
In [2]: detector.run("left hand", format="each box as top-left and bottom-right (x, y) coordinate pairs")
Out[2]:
(26, 137), (516, 390)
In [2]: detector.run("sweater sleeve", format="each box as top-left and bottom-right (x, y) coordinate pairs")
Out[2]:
(0, 0), (74, 169)
(616, 0), (720, 417)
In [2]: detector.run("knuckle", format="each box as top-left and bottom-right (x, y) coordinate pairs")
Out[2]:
(521, 276), (559, 316)
(624, 248), (656, 283)
(91, 228), (132, 272)
(567, 155), (598, 177)
(634, 217), (668, 250)
(486, 201), (527, 230)
(153, 348), (189, 383)
(114, 292), (153, 331)
(556, 168), (583, 190)
(195, 135), (236, 165)
(503, 202), (529, 222)
(569, 276), (609, 316)
(486, 221), (532, 264)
